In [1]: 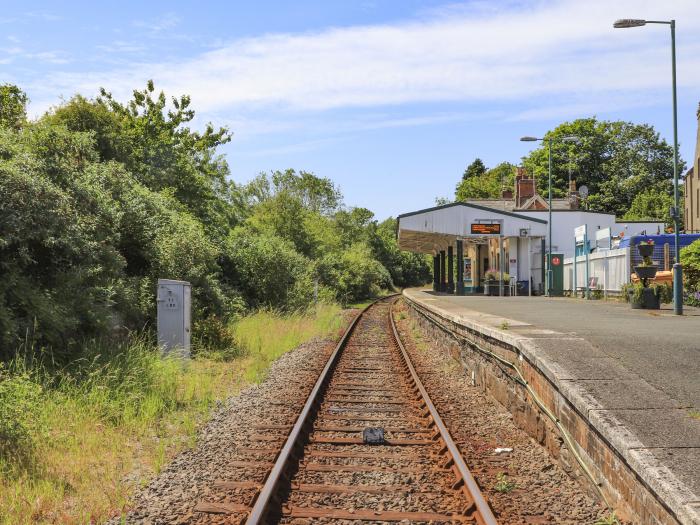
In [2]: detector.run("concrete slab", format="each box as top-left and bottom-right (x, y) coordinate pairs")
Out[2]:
(403, 288), (700, 524)
(592, 409), (700, 448)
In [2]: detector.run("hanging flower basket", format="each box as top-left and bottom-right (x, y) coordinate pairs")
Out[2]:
(637, 243), (654, 258)
(634, 265), (658, 280)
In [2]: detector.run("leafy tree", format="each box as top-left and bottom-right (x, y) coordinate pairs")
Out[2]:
(462, 158), (487, 180)
(455, 162), (515, 200)
(623, 189), (677, 228)
(521, 118), (682, 217)
(0, 84), (27, 130)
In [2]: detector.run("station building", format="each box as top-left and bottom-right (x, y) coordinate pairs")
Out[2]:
(397, 174), (663, 295)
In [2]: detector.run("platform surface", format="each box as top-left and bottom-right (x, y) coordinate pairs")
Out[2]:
(404, 288), (700, 524)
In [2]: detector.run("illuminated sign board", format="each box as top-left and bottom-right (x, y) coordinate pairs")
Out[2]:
(470, 223), (501, 235)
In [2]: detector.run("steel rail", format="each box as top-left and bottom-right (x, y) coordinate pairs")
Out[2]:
(245, 296), (392, 525)
(389, 302), (499, 525)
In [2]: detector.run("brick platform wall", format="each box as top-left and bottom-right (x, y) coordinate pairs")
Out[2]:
(405, 298), (680, 525)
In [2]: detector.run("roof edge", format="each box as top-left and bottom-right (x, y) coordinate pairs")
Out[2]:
(397, 201), (548, 224)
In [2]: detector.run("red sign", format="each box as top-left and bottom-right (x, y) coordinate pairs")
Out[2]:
(551, 256), (561, 266)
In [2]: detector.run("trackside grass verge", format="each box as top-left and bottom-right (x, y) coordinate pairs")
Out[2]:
(0, 303), (344, 524)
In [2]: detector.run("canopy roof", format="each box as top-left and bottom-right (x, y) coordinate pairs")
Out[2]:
(397, 202), (547, 254)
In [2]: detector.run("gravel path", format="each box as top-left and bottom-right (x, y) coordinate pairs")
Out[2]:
(112, 313), (354, 525)
(394, 300), (610, 524)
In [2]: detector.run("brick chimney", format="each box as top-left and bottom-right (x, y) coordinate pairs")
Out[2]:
(515, 170), (536, 208)
(568, 179), (579, 210)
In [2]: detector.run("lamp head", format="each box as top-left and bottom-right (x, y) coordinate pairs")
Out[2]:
(561, 136), (581, 143)
(614, 19), (646, 28)
(520, 136), (539, 142)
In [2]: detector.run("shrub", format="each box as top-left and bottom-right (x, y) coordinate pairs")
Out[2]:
(679, 240), (700, 305)
(223, 228), (314, 311)
(317, 243), (392, 305)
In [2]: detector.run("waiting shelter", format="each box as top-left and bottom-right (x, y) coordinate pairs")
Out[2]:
(397, 202), (548, 295)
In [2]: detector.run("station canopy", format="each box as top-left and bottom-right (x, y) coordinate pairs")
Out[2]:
(397, 202), (548, 254)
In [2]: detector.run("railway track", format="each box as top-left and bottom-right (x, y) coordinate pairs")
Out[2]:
(195, 297), (497, 524)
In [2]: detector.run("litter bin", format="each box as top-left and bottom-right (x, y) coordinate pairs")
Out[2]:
(516, 280), (529, 296)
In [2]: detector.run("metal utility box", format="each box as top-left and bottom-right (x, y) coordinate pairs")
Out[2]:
(157, 279), (191, 356)
(546, 253), (564, 296)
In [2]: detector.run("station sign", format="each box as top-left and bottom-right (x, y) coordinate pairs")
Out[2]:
(471, 223), (501, 235)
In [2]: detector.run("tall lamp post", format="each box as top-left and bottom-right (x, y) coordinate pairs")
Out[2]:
(614, 18), (683, 314)
(520, 135), (580, 297)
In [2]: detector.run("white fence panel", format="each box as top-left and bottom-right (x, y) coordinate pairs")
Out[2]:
(563, 248), (630, 293)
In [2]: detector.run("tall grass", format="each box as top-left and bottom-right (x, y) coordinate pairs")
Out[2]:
(0, 302), (344, 524)
(233, 302), (343, 382)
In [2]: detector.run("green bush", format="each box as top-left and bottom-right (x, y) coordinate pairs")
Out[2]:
(223, 228), (313, 311)
(317, 243), (393, 305)
(681, 240), (700, 306)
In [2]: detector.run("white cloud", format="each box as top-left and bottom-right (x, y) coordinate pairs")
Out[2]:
(23, 0), (700, 122)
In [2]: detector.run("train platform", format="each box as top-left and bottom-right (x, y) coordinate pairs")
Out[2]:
(403, 288), (700, 524)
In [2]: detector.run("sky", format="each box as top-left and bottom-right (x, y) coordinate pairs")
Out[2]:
(3, 0), (700, 219)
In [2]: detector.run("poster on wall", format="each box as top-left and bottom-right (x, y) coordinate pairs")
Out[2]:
(463, 258), (472, 283)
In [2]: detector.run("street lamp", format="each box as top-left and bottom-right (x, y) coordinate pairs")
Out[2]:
(614, 18), (683, 315)
(520, 135), (580, 297)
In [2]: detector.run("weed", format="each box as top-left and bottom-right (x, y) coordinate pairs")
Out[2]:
(494, 472), (516, 493)
(688, 409), (700, 421)
(594, 511), (620, 525)
(233, 303), (343, 383)
(499, 320), (510, 330)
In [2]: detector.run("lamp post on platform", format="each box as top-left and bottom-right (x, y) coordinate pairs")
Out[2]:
(520, 135), (580, 296)
(613, 18), (682, 314)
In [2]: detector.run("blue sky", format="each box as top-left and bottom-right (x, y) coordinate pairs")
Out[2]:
(3, 0), (700, 219)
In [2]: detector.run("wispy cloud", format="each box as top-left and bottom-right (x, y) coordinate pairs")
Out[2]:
(23, 0), (700, 125)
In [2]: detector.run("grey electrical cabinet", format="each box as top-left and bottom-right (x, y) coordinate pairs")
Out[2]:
(157, 279), (191, 356)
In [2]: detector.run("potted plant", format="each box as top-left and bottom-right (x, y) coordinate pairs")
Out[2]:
(628, 241), (660, 309)
(637, 239), (655, 258)
(483, 270), (498, 296)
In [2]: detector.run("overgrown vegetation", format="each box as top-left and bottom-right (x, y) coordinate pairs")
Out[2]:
(0, 304), (343, 524)
(0, 81), (430, 359)
(0, 81), (430, 523)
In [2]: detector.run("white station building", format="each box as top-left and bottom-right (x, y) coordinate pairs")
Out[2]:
(397, 174), (663, 295)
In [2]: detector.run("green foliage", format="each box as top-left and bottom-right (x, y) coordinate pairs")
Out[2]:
(462, 158), (487, 180)
(681, 240), (700, 305)
(1, 80), (429, 363)
(0, 365), (43, 453)
(494, 472), (516, 493)
(317, 243), (393, 305)
(224, 228), (314, 311)
(455, 162), (515, 200)
(521, 118), (682, 217)
(0, 84), (28, 130)
(621, 282), (672, 304)
(623, 188), (676, 228)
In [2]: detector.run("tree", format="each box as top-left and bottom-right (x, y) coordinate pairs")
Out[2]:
(0, 84), (27, 130)
(462, 158), (487, 180)
(623, 189), (677, 229)
(521, 118), (682, 217)
(455, 162), (515, 201)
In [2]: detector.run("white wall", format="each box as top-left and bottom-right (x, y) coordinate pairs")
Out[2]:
(516, 211), (663, 258)
(563, 248), (630, 292)
(399, 204), (548, 238)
